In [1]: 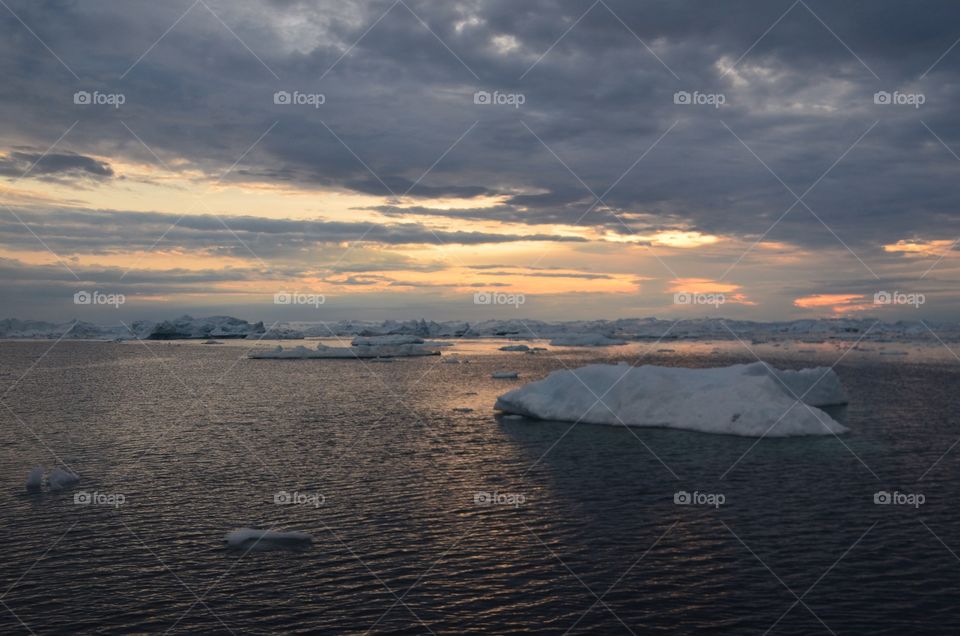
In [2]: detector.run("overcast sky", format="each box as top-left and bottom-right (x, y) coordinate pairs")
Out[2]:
(1, 0), (958, 322)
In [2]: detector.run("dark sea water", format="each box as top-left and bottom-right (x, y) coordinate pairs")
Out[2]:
(1, 338), (959, 635)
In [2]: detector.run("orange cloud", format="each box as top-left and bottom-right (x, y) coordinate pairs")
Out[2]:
(883, 239), (955, 256)
(793, 293), (871, 313)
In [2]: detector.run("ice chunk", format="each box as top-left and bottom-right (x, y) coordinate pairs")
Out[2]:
(549, 334), (627, 347)
(494, 362), (849, 437)
(47, 467), (80, 490)
(26, 466), (44, 492)
(499, 344), (530, 352)
(492, 371), (519, 379)
(745, 362), (848, 406)
(351, 334), (424, 346)
(224, 528), (312, 549)
(249, 343), (439, 359)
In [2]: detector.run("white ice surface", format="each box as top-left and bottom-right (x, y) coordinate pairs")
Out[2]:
(494, 362), (849, 437)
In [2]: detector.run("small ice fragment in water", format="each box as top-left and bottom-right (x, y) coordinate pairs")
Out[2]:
(47, 467), (80, 491)
(224, 528), (313, 549)
(26, 466), (44, 492)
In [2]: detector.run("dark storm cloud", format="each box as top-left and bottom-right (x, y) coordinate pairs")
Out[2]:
(0, 150), (113, 179)
(0, 207), (587, 255)
(2, 0), (960, 251)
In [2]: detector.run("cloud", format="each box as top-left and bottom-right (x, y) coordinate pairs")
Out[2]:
(0, 150), (114, 180)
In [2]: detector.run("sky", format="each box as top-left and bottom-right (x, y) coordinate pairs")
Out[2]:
(1, 0), (959, 323)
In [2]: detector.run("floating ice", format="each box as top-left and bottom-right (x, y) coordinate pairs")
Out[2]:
(494, 362), (850, 437)
(249, 343), (438, 359)
(549, 334), (627, 347)
(352, 334), (424, 346)
(492, 371), (519, 379)
(26, 466), (44, 492)
(224, 528), (313, 549)
(47, 467), (80, 491)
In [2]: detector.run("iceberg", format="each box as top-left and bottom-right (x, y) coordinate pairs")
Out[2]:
(249, 343), (439, 359)
(26, 466), (44, 492)
(224, 528), (312, 549)
(494, 362), (849, 437)
(549, 334), (627, 347)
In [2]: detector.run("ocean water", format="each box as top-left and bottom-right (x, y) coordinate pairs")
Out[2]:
(1, 338), (959, 634)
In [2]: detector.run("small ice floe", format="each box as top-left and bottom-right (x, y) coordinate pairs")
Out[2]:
(249, 343), (438, 359)
(453, 407), (474, 413)
(499, 344), (530, 352)
(47, 467), (80, 491)
(492, 371), (519, 379)
(494, 362), (850, 437)
(224, 528), (313, 550)
(351, 335), (424, 346)
(25, 466), (44, 492)
(548, 334), (626, 347)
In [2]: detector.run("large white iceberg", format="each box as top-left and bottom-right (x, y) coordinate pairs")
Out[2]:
(248, 343), (439, 359)
(494, 362), (849, 437)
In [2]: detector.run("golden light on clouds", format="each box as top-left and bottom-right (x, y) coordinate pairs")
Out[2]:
(668, 278), (754, 304)
(883, 239), (955, 256)
(793, 293), (870, 313)
(602, 230), (721, 247)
